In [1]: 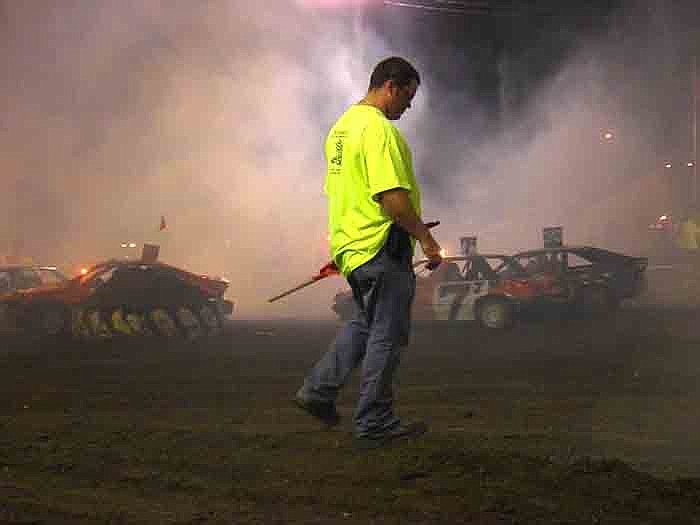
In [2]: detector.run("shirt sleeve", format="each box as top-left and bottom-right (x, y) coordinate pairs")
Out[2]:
(363, 120), (413, 202)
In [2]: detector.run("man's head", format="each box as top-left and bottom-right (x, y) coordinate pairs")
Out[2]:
(366, 57), (420, 120)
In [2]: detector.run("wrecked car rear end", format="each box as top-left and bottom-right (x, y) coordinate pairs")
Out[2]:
(0, 260), (235, 341)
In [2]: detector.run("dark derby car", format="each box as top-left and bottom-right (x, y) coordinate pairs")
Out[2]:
(331, 246), (647, 327)
(0, 259), (234, 340)
(511, 246), (648, 315)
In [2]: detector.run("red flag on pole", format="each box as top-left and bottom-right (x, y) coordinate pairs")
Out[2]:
(159, 215), (167, 231)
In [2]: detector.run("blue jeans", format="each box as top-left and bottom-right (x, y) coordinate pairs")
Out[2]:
(297, 247), (416, 435)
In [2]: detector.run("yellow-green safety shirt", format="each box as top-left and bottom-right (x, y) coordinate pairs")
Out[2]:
(324, 104), (421, 276)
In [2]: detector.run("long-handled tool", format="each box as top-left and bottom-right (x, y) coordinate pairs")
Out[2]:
(268, 221), (440, 303)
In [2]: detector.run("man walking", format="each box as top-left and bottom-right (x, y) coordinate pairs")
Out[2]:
(295, 57), (442, 449)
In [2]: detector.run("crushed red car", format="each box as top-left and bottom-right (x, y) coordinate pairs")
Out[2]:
(511, 245), (648, 314)
(0, 259), (234, 340)
(333, 254), (537, 329)
(331, 246), (648, 328)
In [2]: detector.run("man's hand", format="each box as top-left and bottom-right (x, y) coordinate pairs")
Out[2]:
(378, 188), (443, 270)
(420, 237), (443, 270)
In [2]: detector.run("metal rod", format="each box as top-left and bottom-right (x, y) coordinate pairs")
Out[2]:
(694, 55), (697, 207)
(268, 278), (320, 303)
(268, 221), (441, 303)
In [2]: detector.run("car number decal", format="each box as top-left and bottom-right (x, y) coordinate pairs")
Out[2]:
(437, 280), (490, 320)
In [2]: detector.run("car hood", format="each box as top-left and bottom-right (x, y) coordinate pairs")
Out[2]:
(0, 280), (74, 302)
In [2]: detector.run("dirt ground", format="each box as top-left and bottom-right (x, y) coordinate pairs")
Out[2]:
(1, 307), (700, 524)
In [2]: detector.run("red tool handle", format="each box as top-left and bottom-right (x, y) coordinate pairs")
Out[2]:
(268, 221), (440, 303)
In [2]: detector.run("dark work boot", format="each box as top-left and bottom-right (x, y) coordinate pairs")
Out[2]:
(353, 421), (428, 450)
(293, 396), (341, 427)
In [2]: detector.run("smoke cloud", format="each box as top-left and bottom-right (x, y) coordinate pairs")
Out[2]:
(0, 1), (697, 318)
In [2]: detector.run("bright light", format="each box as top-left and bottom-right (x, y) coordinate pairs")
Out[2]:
(120, 243), (128, 248)
(659, 215), (668, 221)
(80, 268), (88, 275)
(600, 129), (615, 143)
(688, 162), (695, 167)
(440, 248), (448, 257)
(665, 162), (672, 169)
(128, 242), (137, 248)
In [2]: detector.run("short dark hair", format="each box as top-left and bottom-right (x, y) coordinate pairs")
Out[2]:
(369, 57), (420, 90)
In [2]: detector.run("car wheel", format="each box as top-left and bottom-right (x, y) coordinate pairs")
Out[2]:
(85, 308), (113, 339)
(71, 308), (91, 339)
(148, 308), (179, 337)
(175, 306), (204, 340)
(198, 304), (222, 336)
(36, 305), (68, 338)
(577, 286), (613, 317)
(125, 311), (154, 336)
(478, 298), (513, 329)
(109, 308), (136, 336)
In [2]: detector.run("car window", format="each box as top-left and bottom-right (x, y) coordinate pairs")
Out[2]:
(16, 269), (42, 289)
(567, 253), (591, 269)
(463, 256), (498, 281)
(494, 258), (525, 278)
(519, 254), (547, 275)
(38, 269), (66, 286)
(85, 266), (118, 289)
(517, 253), (568, 275)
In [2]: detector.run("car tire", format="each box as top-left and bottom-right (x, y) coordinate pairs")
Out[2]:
(71, 308), (91, 339)
(197, 304), (222, 336)
(147, 308), (180, 337)
(84, 308), (113, 339)
(35, 304), (69, 338)
(127, 311), (154, 336)
(477, 298), (513, 329)
(174, 306), (204, 340)
(109, 307), (136, 336)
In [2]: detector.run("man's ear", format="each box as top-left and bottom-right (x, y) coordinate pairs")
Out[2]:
(383, 79), (397, 93)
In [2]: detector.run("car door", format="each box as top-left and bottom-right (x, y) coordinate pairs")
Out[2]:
(433, 259), (490, 321)
(518, 252), (571, 303)
(91, 265), (155, 309)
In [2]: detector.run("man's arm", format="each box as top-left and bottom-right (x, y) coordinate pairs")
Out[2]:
(378, 188), (442, 269)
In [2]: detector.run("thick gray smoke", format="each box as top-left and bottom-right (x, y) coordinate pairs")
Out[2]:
(0, 1), (696, 318)
(0, 1), (385, 318)
(413, 1), (698, 259)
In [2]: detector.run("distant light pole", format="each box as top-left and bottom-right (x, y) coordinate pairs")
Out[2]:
(693, 56), (698, 206)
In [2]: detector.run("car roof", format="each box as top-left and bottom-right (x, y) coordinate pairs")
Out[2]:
(513, 245), (638, 263)
(86, 259), (226, 281)
(515, 245), (605, 256)
(413, 254), (518, 268)
(0, 265), (60, 271)
(89, 259), (166, 269)
(440, 254), (512, 261)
